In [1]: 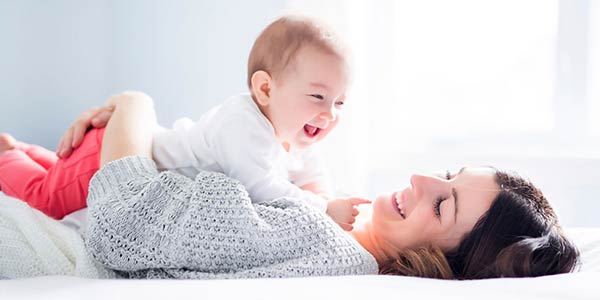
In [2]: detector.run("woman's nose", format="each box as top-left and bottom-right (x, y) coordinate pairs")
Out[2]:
(410, 174), (443, 198)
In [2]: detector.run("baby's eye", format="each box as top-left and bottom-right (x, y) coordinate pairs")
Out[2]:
(308, 94), (324, 100)
(335, 101), (345, 106)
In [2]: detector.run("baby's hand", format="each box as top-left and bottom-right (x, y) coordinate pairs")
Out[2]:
(326, 197), (371, 231)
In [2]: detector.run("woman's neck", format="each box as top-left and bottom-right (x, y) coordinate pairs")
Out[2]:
(351, 222), (390, 265)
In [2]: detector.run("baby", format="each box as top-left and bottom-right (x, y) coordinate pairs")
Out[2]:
(0, 15), (368, 230)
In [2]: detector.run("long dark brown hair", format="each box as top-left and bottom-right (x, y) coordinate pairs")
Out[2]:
(380, 170), (580, 279)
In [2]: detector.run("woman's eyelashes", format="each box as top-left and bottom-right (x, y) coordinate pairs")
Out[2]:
(436, 170), (452, 180)
(433, 170), (452, 219)
(434, 196), (444, 218)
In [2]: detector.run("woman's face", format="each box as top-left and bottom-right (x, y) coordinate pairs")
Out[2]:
(370, 167), (500, 255)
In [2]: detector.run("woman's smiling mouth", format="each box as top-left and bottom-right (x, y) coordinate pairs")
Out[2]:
(392, 191), (406, 219)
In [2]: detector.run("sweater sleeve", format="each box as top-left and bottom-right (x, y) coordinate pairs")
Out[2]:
(85, 156), (378, 277)
(85, 156), (255, 271)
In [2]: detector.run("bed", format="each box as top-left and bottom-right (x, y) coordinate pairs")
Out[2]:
(1, 194), (599, 300)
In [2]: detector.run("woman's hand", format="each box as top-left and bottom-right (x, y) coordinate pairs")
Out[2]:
(56, 105), (115, 158)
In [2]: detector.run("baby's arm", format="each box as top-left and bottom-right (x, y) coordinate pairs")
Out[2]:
(324, 197), (371, 231)
(301, 181), (371, 231)
(295, 153), (371, 231)
(298, 181), (330, 197)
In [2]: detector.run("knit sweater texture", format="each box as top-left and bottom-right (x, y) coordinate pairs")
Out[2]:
(85, 156), (378, 279)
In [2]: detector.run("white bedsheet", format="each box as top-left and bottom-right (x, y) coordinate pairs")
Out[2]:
(1, 272), (598, 300)
(1, 193), (599, 300)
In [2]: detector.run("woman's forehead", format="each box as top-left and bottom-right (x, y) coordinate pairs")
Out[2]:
(460, 166), (495, 176)
(435, 167), (499, 249)
(456, 167), (498, 189)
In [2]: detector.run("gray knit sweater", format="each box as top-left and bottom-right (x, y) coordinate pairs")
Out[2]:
(85, 156), (378, 279)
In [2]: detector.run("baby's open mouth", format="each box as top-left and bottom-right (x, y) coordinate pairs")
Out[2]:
(303, 124), (321, 138)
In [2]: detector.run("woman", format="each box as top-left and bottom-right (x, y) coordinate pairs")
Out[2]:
(0, 92), (580, 279)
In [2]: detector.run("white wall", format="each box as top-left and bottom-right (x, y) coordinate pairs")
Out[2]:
(1, 1), (598, 227)
(0, 0), (285, 149)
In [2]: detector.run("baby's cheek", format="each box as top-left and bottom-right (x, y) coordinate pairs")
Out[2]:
(331, 115), (341, 127)
(316, 129), (332, 142)
(320, 119), (340, 140)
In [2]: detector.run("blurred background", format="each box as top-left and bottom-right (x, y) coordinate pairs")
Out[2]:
(1, 0), (598, 226)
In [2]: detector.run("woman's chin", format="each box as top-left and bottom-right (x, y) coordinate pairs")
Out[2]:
(372, 193), (405, 224)
(371, 195), (390, 221)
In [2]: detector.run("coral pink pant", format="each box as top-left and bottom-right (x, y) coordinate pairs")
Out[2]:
(0, 128), (104, 219)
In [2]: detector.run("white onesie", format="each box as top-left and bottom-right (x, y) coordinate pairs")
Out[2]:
(152, 93), (329, 212)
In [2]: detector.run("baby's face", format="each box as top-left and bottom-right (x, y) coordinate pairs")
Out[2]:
(267, 45), (349, 150)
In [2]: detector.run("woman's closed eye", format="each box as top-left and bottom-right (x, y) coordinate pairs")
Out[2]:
(433, 171), (452, 218)
(436, 170), (452, 180)
(433, 170), (452, 219)
(434, 196), (444, 218)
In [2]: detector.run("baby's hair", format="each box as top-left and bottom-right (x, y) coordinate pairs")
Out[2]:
(247, 15), (348, 91)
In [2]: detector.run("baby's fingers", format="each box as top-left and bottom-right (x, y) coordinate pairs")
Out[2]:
(347, 216), (356, 225)
(350, 198), (372, 206)
(339, 223), (353, 231)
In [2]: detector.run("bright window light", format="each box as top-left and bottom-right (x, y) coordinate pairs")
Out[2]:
(589, 1), (600, 136)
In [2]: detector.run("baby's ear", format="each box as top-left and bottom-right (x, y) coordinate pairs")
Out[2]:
(251, 70), (272, 106)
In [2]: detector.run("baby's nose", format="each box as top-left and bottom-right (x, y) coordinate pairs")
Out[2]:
(320, 108), (336, 121)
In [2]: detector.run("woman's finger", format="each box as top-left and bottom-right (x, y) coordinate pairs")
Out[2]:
(71, 121), (88, 148)
(90, 109), (114, 128)
(57, 127), (74, 158)
(72, 107), (105, 147)
(56, 135), (66, 158)
(351, 207), (359, 217)
(58, 104), (116, 158)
